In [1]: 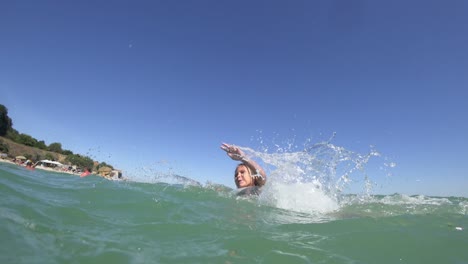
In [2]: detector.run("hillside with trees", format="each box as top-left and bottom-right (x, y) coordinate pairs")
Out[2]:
(0, 104), (114, 172)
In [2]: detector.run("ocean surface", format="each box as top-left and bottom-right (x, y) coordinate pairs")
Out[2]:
(1, 162), (466, 264)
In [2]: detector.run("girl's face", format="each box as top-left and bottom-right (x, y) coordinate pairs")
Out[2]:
(235, 165), (253, 188)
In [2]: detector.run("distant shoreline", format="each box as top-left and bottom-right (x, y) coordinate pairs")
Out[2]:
(0, 158), (15, 165)
(0, 158), (126, 181)
(1, 136), (123, 179)
(0, 158), (80, 176)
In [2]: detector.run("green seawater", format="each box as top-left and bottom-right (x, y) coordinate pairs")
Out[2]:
(1, 163), (467, 264)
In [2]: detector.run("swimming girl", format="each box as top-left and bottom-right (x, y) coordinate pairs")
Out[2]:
(220, 143), (267, 189)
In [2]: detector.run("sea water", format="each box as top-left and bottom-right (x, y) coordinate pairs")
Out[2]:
(0, 140), (467, 264)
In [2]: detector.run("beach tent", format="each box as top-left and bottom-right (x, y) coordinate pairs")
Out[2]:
(35, 160), (64, 168)
(39, 160), (63, 166)
(16, 156), (27, 160)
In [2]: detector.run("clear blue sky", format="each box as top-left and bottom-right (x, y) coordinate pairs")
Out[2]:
(1, 0), (467, 197)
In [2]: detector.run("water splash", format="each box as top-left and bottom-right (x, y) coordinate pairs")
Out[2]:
(240, 134), (387, 215)
(125, 161), (201, 187)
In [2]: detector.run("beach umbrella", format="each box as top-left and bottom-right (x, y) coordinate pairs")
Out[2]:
(16, 156), (27, 160)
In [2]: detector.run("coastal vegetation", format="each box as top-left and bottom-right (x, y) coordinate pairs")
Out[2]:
(0, 104), (113, 171)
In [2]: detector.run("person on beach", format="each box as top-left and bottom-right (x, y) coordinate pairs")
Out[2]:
(25, 162), (35, 171)
(220, 143), (267, 189)
(80, 168), (91, 177)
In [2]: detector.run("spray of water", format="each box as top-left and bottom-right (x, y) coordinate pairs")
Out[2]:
(241, 133), (385, 214)
(125, 160), (202, 187)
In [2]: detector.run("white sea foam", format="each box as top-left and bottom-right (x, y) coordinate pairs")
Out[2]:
(259, 181), (340, 214)
(460, 201), (468, 215)
(242, 135), (387, 215)
(379, 194), (452, 206)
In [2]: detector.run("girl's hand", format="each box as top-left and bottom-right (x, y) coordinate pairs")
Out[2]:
(220, 143), (245, 161)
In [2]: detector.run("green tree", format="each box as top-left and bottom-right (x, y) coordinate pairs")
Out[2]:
(18, 133), (38, 147)
(66, 154), (94, 169)
(35, 140), (47, 150)
(0, 104), (13, 136)
(62, 149), (73, 155)
(0, 139), (9, 153)
(5, 128), (20, 142)
(48, 142), (63, 153)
